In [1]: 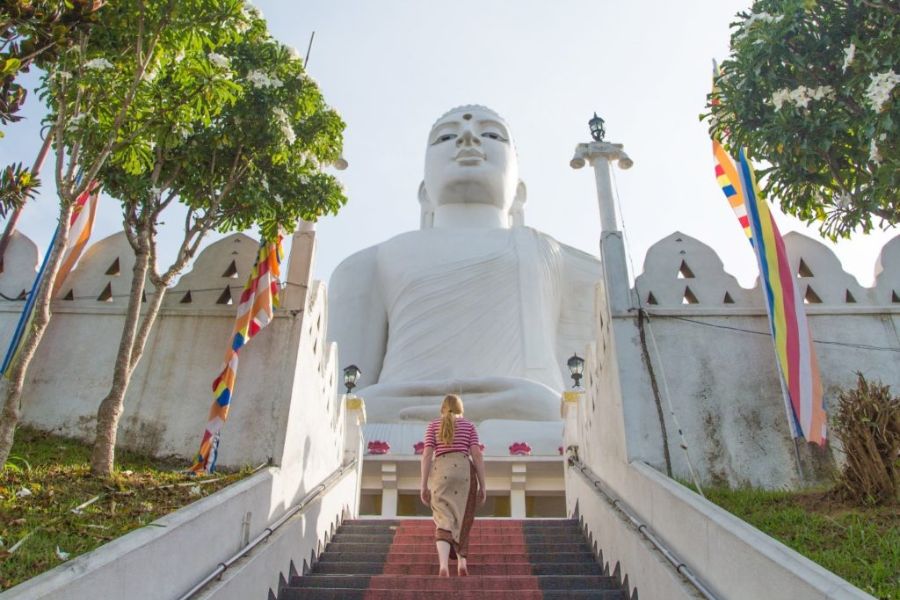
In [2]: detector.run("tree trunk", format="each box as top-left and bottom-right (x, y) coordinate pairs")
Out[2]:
(90, 235), (152, 476)
(0, 204), (75, 467)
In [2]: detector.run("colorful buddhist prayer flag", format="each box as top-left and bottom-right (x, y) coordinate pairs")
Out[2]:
(710, 61), (752, 242)
(189, 235), (284, 474)
(1, 182), (100, 377)
(53, 181), (101, 296)
(737, 148), (827, 445)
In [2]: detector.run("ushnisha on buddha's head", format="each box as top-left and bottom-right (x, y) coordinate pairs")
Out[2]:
(420, 105), (526, 229)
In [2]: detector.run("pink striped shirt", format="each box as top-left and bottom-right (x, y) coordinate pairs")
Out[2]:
(424, 417), (480, 457)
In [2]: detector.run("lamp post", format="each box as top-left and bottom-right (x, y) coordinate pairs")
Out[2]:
(343, 364), (361, 394)
(567, 353), (585, 388)
(570, 113), (633, 313)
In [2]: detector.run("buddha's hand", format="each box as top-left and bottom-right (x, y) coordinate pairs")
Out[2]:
(420, 485), (431, 506)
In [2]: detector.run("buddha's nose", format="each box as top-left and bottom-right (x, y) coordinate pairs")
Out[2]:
(457, 127), (481, 147)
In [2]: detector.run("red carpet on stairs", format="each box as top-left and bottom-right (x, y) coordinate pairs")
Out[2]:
(278, 518), (630, 599)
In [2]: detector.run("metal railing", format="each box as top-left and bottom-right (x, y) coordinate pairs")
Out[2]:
(177, 458), (359, 600)
(568, 456), (719, 600)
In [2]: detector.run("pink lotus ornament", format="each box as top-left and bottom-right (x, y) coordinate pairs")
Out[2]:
(413, 441), (425, 455)
(509, 442), (532, 456)
(367, 440), (390, 455)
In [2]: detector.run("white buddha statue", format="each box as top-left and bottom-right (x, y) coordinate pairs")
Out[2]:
(328, 105), (601, 454)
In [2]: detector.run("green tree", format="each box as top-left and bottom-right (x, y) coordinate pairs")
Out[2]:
(705, 0), (899, 239)
(0, 0), (105, 217)
(84, 10), (346, 476)
(0, 0), (242, 469)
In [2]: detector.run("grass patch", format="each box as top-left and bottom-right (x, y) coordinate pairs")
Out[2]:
(699, 485), (899, 599)
(0, 426), (258, 591)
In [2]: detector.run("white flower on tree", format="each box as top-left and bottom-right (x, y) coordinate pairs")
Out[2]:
(771, 85), (834, 111)
(84, 57), (113, 71)
(864, 70), (899, 113)
(246, 69), (283, 89)
(842, 43), (856, 73)
(207, 52), (230, 69)
(273, 107), (296, 145)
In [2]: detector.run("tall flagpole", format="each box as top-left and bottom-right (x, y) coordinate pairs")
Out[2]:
(0, 131), (54, 272)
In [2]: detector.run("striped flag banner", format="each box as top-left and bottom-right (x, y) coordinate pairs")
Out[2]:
(1, 182), (100, 376)
(189, 235), (284, 474)
(710, 60), (753, 242)
(53, 181), (100, 296)
(737, 148), (827, 445)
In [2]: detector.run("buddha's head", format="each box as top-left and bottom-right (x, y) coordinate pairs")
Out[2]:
(419, 105), (526, 229)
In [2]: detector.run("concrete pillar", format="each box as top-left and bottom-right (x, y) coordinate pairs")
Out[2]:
(562, 389), (584, 454)
(343, 395), (367, 518)
(510, 463), (527, 518)
(570, 141), (634, 314)
(282, 220), (316, 311)
(381, 462), (398, 517)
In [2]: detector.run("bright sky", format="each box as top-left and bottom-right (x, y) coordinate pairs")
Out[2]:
(2, 1), (896, 290)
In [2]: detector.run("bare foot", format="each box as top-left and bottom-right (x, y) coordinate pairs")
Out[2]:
(438, 567), (450, 577)
(457, 557), (468, 576)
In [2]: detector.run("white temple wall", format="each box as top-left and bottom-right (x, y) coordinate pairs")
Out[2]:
(0, 230), (339, 472)
(615, 231), (900, 488)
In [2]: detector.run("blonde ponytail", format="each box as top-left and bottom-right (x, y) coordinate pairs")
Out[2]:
(439, 394), (464, 445)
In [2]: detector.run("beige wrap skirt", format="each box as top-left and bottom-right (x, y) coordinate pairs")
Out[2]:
(429, 451), (477, 558)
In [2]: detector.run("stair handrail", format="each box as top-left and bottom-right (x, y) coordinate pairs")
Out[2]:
(177, 458), (359, 600)
(568, 455), (719, 600)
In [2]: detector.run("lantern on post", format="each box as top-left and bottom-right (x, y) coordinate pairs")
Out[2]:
(588, 112), (606, 142)
(343, 364), (361, 394)
(567, 353), (585, 388)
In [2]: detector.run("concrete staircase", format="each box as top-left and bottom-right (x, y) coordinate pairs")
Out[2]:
(278, 518), (631, 599)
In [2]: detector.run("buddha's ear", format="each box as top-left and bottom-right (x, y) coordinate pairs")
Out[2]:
(418, 181), (434, 229)
(510, 180), (527, 227)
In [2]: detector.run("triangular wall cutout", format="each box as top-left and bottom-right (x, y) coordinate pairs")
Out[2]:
(804, 286), (822, 304)
(180, 291), (193, 304)
(97, 282), (113, 302)
(682, 286), (699, 305)
(141, 290), (147, 303)
(216, 286), (233, 305)
(797, 259), (814, 278)
(892, 290), (899, 303)
(677, 260), (695, 279)
(63, 289), (74, 301)
(222, 260), (238, 278)
(105, 258), (120, 276)
(845, 290), (856, 303)
(646, 292), (658, 305)
(15, 289), (26, 300)
(723, 291), (735, 304)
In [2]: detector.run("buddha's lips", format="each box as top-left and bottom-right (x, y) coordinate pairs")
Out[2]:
(455, 148), (486, 163)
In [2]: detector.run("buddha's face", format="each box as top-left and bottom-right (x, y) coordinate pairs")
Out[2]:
(423, 108), (519, 212)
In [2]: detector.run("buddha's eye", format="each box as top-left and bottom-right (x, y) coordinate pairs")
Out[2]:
(432, 133), (457, 144)
(482, 131), (507, 142)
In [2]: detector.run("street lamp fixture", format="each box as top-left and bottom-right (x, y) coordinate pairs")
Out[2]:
(343, 364), (361, 394)
(588, 112), (606, 142)
(567, 353), (585, 388)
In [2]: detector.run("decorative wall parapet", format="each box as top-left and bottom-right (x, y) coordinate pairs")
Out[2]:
(634, 231), (899, 308)
(0, 230), (37, 301)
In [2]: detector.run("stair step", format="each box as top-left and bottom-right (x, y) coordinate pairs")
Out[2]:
(291, 574), (620, 591)
(316, 551), (597, 564)
(324, 541), (590, 553)
(312, 561), (604, 576)
(280, 589), (626, 600)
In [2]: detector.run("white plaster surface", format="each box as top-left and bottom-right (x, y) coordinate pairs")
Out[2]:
(0, 230), (37, 300)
